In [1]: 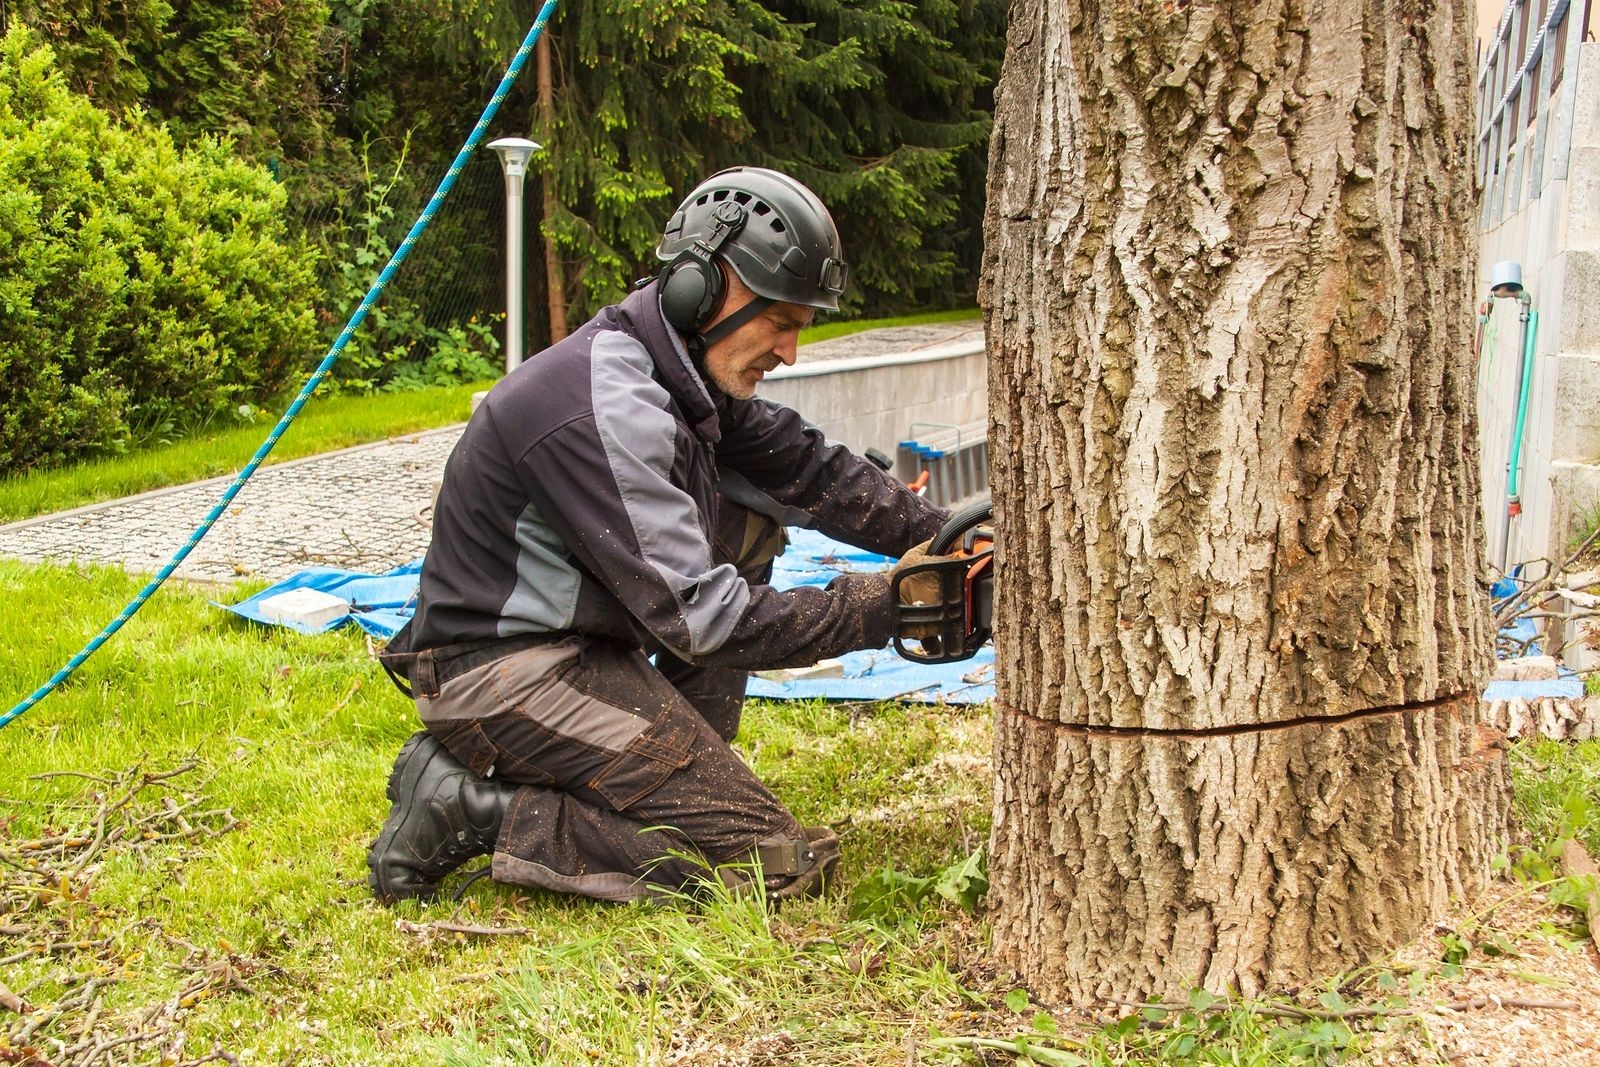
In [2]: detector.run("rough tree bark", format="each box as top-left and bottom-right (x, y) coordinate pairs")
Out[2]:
(981, 0), (1512, 1002)
(536, 33), (568, 344)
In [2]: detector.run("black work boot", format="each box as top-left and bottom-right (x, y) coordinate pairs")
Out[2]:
(368, 730), (516, 904)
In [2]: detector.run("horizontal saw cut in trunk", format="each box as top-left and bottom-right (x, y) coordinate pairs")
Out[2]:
(980, 0), (1511, 1002)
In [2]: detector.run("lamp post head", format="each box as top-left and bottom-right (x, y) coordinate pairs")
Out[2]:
(487, 137), (541, 178)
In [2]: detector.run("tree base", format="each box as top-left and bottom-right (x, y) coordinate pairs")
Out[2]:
(988, 695), (1512, 1004)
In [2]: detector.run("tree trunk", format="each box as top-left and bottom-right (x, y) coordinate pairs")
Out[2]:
(536, 33), (568, 344)
(981, 0), (1512, 1003)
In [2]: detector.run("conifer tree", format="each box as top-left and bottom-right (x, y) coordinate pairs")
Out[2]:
(9, 0), (1007, 356)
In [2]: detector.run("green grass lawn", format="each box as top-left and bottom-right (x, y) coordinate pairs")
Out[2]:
(0, 560), (1000, 1064)
(799, 307), (981, 346)
(4, 559), (1595, 1065)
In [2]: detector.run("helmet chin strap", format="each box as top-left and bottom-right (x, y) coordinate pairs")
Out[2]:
(699, 294), (774, 348)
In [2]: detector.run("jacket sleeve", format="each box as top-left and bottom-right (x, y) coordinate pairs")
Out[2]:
(500, 410), (898, 671)
(715, 395), (949, 555)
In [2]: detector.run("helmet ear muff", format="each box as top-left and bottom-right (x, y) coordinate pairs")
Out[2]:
(657, 201), (747, 333)
(659, 256), (725, 332)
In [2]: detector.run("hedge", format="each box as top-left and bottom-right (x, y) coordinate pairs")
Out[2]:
(0, 25), (320, 472)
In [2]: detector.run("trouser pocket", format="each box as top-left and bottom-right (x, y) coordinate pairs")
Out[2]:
(425, 718), (499, 777)
(587, 707), (697, 810)
(426, 713), (560, 787)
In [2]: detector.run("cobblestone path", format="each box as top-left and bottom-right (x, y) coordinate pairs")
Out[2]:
(0, 429), (462, 584)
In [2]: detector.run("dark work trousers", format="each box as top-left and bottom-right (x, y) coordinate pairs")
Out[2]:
(414, 501), (797, 902)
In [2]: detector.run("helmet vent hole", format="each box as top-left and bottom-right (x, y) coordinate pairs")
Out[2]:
(713, 190), (729, 202)
(733, 191), (752, 204)
(770, 218), (786, 233)
(694, 195), (709, 206)
(752, 202), (771, 215)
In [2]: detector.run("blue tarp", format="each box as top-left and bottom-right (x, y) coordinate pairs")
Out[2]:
(219, 540), (1584, 709)
(1482, 676), (1586, 701)
(217, 528), (995, 704)
(214, 563), (421, 638)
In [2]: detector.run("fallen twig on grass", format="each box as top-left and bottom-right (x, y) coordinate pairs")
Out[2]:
(0, 936), (115, 968)
(835, 685), (942, 723)
(2, 759), (248, 1067)
(923, 1034), (1086, 1066)
(328, 677), (364, 715)
(180, 1049), (243, 1067)
(1, 760), (236, 899)
(0, 976), (29, 1015)
(1436, 996), (1583, 1012)
(9, 976), (115, 1047)
(395, 918), (537, 938)
(26, 770), (113, 785)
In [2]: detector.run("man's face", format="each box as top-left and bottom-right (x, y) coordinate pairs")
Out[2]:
(700, 296), (814, 400)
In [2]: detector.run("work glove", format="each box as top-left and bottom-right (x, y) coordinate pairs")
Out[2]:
(890, 539), (963, 638)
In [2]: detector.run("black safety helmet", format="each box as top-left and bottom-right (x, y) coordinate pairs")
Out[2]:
(655, 167), (847, 340)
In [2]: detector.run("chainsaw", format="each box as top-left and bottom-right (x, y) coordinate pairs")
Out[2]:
(890, 500), (994, 664)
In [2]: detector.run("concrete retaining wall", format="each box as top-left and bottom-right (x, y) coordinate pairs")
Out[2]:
(757, 338), (988, 458)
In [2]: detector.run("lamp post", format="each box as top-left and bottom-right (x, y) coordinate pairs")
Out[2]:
(486, 137), (540, 372)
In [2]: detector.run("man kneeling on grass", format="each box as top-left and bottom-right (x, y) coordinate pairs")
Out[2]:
(368, 167), (950, 905)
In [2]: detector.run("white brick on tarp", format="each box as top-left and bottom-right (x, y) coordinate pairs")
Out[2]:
(256, 588), (351, 628)
(754, 658), (846, 683)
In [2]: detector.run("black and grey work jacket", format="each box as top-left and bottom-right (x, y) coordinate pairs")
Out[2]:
(392, 280), (946, 670)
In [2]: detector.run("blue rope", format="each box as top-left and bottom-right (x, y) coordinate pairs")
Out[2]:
(1, 0), (561, 730)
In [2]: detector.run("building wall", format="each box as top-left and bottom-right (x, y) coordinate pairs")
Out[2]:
(1476, 2), (1600, 571)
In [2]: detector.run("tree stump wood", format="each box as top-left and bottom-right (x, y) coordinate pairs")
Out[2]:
(981, 0), (1512, 1002)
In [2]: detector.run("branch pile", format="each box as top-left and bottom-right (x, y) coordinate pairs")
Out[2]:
(0, 759), (251, 1066)
(1487, 528), (1600, 740)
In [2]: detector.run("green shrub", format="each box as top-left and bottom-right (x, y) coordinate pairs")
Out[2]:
(0, 25), (320, 472)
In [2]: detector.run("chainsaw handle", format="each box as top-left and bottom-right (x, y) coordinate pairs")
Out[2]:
(892, 499), (995, 664)
(891, 556), (982, 663)
(929, 500), (994, 554)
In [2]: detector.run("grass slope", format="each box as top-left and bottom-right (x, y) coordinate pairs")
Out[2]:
(798, 308), (981, 346)
(0, 384), (492, 524)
